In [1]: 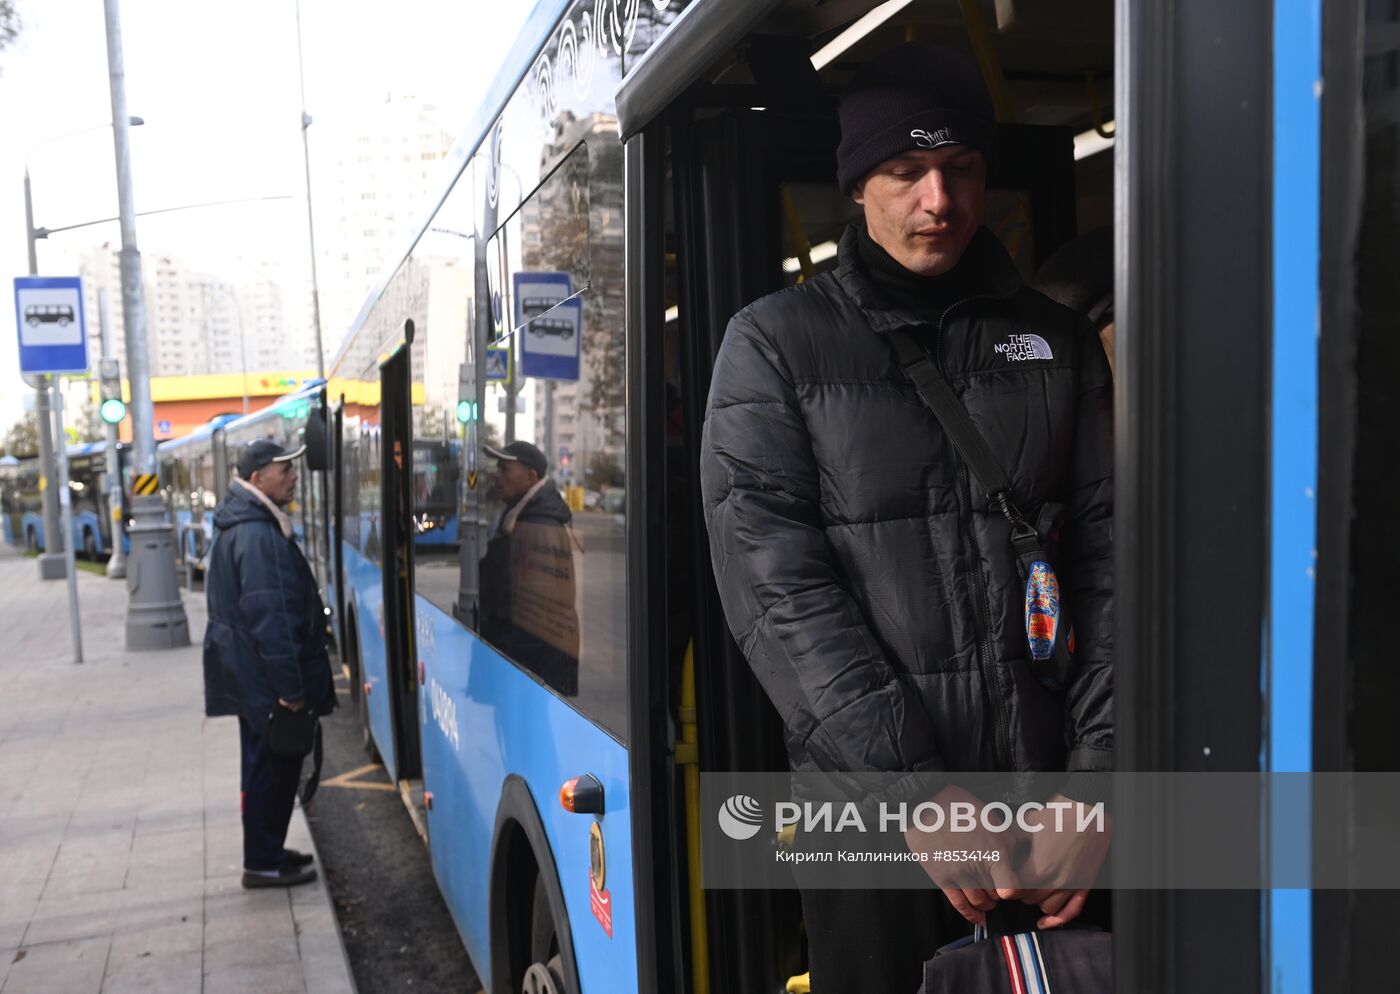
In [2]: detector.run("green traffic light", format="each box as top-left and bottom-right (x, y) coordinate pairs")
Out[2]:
(99, 398), (127, 424)
(456, 400), (474, 423)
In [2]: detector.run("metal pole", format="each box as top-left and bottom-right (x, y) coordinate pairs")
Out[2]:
(23, 169), (39, 276)
(50, 381), (84, 663)
(98, 289), (128, 578)
(295, 0), (326, 378)
(24, 170), (68, 581)
(238, 293), (250, 415)
(104, 0), (189, 650)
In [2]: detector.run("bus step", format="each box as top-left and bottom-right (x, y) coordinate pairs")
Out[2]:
(398, 777), (428, 846)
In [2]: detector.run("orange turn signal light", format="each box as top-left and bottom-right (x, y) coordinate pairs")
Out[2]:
(559, 774), (605, 815)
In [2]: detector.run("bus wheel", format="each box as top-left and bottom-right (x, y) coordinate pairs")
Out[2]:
(83, 530), (97, 559)
(523, 876), (565, 994)
(521, 958), (564, 994)
(25, 528), (38, 554)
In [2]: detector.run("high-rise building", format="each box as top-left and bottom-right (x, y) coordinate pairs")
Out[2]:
(76, 244), (311, 381)
(314, 94), (457, 351)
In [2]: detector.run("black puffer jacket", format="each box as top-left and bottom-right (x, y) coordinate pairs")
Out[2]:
(700, 226), (1113, 790)
(203, 482), (337, 734)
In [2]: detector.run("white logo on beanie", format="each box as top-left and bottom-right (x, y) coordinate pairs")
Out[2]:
(911, 127), (954, 148)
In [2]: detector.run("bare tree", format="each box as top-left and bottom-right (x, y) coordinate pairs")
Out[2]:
(5, 414), (39, 458)
(0, 2), (22, 62)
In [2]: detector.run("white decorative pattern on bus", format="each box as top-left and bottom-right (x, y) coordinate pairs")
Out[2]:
(527, 0), (678, 139)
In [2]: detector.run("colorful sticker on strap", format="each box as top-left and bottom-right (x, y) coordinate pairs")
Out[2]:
(1025, 561), (1061, 662)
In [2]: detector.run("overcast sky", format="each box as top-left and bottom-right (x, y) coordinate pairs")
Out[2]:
(0, 0), (536, 429)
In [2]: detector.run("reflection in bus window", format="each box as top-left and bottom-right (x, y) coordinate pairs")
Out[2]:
(479, 440), (580, 697)
(397, 110), (629, 739)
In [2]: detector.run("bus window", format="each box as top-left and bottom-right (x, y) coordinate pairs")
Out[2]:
(200, 457), (217, 511)
(342, 424), (362, 552)
(475, 115), (627, 739)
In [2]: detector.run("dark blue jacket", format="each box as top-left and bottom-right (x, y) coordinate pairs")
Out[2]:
(202, 482), (337, 733)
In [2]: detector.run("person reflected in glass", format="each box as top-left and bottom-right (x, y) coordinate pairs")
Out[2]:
(479, 440), (580, 695)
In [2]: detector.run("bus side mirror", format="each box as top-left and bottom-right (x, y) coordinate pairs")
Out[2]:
(304, 409), (330, 472)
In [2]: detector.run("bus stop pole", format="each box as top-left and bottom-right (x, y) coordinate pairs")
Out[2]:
(25, 173), (67, 581)
(50, 380), (83, 663)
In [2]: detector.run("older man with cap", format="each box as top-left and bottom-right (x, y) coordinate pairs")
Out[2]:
(700, 43), (1114, 989)
(204, 438), (337, 889)
(478, 440), (580, 695)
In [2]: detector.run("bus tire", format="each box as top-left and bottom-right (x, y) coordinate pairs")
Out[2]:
(523, 876), (563, 994)
(83, 529), (97, 559)
(25, 528), (38, 554)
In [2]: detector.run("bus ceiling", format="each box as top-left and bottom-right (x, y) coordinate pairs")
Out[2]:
(616, 0), (1111, 140)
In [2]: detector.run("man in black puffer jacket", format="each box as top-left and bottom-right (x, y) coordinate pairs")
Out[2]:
(204, 439), (336, 889)
(700, 44), (1113, 991)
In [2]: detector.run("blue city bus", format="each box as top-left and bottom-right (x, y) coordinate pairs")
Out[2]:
(0, 457), (40, 551)
(156, 386), (333, 581)
(411, 438), (461, 547)
(0, 443), (130, 557)
(157, 414), (241, 571)
(212, 1), (1391, 992)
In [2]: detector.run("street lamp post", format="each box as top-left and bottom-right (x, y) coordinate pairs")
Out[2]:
(104, 0), (190, 650)
(295, 0), (326, 379)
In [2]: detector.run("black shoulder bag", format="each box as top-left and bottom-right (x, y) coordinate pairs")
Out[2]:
(263, 704), (324, 805)
(888, 329), (1075, 689)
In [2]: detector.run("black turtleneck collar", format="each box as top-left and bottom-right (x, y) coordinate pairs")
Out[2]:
(855, 223), (974, 322)
(836, 223), (1024, 333)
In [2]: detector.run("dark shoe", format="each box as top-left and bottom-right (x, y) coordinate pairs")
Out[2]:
(242, 865), (317, 889)
(282, 848), (315, 869)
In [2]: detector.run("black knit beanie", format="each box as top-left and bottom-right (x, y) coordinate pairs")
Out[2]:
(836, 43), (998, 195)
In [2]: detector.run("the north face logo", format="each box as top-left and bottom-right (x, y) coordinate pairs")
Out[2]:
(993, 334), (1054, 362)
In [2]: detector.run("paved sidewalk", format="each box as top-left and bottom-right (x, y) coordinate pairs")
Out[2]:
(0, 546), (356, 994)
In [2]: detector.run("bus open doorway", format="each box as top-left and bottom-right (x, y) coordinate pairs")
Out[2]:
(379, 340), (423, 785)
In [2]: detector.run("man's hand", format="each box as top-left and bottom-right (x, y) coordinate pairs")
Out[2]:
(277, 698), (305, 712)
(903, 784), (1025, 925)
(995, 793), (1111, 928)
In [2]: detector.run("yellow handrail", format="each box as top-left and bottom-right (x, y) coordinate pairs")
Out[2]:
(957, 0), (1016, 123)
(780, 187), (816, 284)
(1086, 72), (1116, 138)
(677, 641), (710, 994)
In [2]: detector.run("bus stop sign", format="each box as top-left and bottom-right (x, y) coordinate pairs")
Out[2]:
(13, 276), (88, 375)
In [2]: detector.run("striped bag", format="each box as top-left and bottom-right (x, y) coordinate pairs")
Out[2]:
(918, 920), (1111, 994)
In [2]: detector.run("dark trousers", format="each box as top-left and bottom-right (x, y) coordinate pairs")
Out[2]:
(238, 717), (305, 872)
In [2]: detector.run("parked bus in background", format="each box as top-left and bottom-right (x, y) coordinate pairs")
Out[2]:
(156, 383), (332, 586)
(411, 438), (460, 548)
(158, 415), (239, 572)
(0, 457), (38, 551)
(0, 444), (130, 558)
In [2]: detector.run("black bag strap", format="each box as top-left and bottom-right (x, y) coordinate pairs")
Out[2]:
(300, 720), (323, 806)
(887, 329), (1024, 526)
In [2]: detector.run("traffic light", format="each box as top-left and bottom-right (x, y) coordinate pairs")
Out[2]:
(98, 357), (126, 425)
(456, 400), (479, 423)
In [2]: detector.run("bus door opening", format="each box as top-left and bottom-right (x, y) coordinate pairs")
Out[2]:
(657, 15), (1101, 994)
(380, 342), (422, 781)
